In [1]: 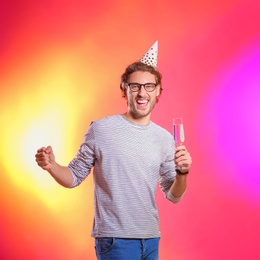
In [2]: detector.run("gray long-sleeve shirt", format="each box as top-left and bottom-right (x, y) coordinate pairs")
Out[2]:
(68, 114), (181, 238)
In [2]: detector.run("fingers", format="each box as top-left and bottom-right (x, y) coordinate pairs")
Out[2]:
(175, 145), (188, 160)
(175, 151), (192, 164)
(45, 145), (53, 154)
(36, 146), (53, 157)
(37, 147), (46, 153)
(175, 145), (192, 170)
(35, 146), (53, 170)
(175, 145), (186, 152)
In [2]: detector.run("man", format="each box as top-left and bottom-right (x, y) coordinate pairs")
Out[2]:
(35, 41), (192, 260)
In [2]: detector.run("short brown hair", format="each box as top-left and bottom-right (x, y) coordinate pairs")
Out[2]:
(120, 62), (163, 101)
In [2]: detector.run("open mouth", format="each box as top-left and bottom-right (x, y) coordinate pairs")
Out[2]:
(136, 99), (149, 108)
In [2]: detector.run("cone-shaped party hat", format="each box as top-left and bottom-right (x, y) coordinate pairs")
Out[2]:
(139, 41), (158, 69)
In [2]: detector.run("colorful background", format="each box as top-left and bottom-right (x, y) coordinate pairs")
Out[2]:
(1, 0), (259, 259)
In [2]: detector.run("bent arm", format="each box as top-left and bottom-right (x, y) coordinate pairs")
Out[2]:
(164, 144), (192, 203)
(171, 145), (191, 197)
(35, 146), (74, 188)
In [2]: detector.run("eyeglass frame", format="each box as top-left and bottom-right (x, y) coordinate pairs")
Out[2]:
(125, 82), (158, 92)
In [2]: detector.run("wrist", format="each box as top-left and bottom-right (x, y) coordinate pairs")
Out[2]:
(47, 161), (58, 174)
(176, 169), (189, 175)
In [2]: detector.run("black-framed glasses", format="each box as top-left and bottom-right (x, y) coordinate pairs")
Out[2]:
(126, 82), (157, 92)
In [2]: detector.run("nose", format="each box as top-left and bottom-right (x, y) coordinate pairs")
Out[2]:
(138, 85), (147, 95)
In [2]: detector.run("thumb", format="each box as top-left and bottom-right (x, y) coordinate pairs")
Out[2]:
(45, 145), (53, 154)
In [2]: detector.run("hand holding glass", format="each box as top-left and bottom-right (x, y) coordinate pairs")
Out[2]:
(173, 118), (185, 146)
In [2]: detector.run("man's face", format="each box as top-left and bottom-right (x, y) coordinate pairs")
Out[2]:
(125, 71), (160, 121)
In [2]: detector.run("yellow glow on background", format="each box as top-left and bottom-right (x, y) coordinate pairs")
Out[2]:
(0, 51), (97, 210)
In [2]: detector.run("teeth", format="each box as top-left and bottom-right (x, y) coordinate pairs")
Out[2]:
(137, 100), (148, 104)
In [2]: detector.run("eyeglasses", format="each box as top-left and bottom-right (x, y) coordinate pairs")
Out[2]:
(126, 82), (157, 92)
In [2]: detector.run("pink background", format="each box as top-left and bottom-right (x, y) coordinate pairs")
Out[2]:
(1, 1), (259, 259)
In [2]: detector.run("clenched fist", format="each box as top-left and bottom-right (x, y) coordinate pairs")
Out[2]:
(35, 146), (55, 171)
(174, 145), (192, 174)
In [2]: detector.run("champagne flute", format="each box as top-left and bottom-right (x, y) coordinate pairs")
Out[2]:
(173, 117), (185, 146)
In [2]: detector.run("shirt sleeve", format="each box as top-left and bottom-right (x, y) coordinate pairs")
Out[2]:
(68, 122), (96, 187)
(166, 189), (185, 204)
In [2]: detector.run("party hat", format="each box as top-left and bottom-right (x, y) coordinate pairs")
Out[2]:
(139, 41), (158, 69)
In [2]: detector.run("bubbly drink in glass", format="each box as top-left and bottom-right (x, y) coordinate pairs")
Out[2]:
(173, 118), (185, 146)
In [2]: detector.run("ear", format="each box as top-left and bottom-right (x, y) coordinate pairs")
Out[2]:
(120, 83), (127, 99)
(156, 84), (161, 96)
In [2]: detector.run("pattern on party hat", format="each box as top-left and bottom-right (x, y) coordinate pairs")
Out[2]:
(139, 41), (158, 69)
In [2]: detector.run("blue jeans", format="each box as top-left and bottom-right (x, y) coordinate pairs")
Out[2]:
(95, 237), (160, 260)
